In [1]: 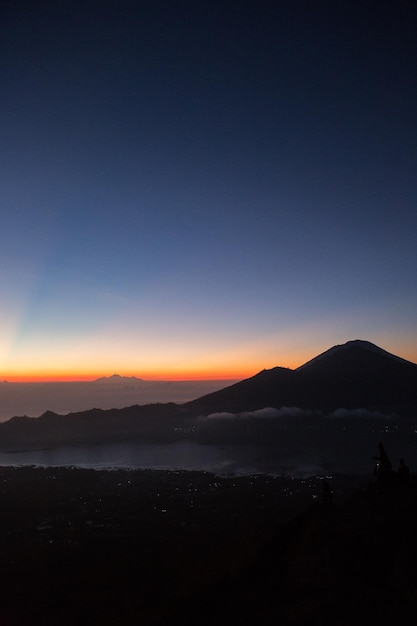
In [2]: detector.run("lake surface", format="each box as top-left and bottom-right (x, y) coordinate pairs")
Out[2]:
(0, 439), (376, 476)
(0, 441), (332, 476)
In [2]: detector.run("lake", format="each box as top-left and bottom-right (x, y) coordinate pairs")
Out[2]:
(0, 439), (377, 476)
(0, 440), (332, 476)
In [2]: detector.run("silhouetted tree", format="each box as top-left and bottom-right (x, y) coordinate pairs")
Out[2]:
(320, 480), (333, 504)
(373, 442), (394, 484)
(397, 458), (410, 482)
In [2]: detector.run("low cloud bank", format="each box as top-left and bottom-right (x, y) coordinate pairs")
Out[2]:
(201, 406), (395, 422)
(0, 379), (237, 422)
(203, 407), (320, 421)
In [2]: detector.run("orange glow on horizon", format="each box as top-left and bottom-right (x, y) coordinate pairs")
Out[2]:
(2, 372), (251, 383)
(2, 344), (417, 383)
(1, 368), (256, 384)
(0, 358), (302, 384)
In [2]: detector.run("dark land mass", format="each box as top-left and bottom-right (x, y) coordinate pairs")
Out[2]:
(0, 341), (416, 460)
(186, 339), (417, 415)
(0, 466), (416, 625)
(0, 402), (186, 451)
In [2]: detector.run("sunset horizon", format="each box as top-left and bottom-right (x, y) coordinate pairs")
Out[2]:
(1, 2), (415, 391)
(3, 337), (417, 384)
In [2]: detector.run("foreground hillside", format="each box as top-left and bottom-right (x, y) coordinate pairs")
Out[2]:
(207, 477), (417, 625)
(0, 467), (364, 625)
(0, 466), (415, 625)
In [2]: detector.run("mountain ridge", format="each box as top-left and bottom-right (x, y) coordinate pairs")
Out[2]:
(296, 339), (414, 371)
(185, 339), (417, 415)
(93, 374), (145, 383)
(0, 340), (416, 455)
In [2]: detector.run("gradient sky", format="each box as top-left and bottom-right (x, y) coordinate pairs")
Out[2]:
(1, 0), (416, 381)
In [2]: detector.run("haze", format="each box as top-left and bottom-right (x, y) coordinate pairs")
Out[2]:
(0, 377), (239, 422)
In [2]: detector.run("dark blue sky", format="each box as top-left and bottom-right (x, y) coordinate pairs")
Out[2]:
(1, 0), (416, 379)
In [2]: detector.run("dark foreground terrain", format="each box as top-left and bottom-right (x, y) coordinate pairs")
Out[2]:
(0, 466), (415, 625)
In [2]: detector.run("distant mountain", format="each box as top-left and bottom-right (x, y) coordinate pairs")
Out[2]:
(185, 340), (417, 415)
(94, 374), (144, 383)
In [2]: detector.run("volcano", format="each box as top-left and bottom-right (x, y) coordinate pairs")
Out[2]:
(0, 340), (416, 453)
(185, 340), (417, 415)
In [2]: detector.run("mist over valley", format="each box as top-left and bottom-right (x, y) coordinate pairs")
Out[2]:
(0, 377), (240, 423)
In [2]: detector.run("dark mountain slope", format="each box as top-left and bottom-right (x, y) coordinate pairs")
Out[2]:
(0, 403), (187, 450)
(181, 478), (417, 625)
(294, 339), (417, 412)
(184, 366), (296, 414)
(185, 340), (417, 415)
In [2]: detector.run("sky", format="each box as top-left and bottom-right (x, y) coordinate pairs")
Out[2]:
(1, 0), (416, 381)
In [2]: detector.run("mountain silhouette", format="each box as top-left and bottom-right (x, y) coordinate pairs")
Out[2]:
(185, 340), (417, 415)
(0, 340), (416, 454)
(94, 374), (144, 383)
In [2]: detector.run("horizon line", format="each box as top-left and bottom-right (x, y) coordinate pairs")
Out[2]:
(0, 373), (250, 384)
(3, 340), (416, 383)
